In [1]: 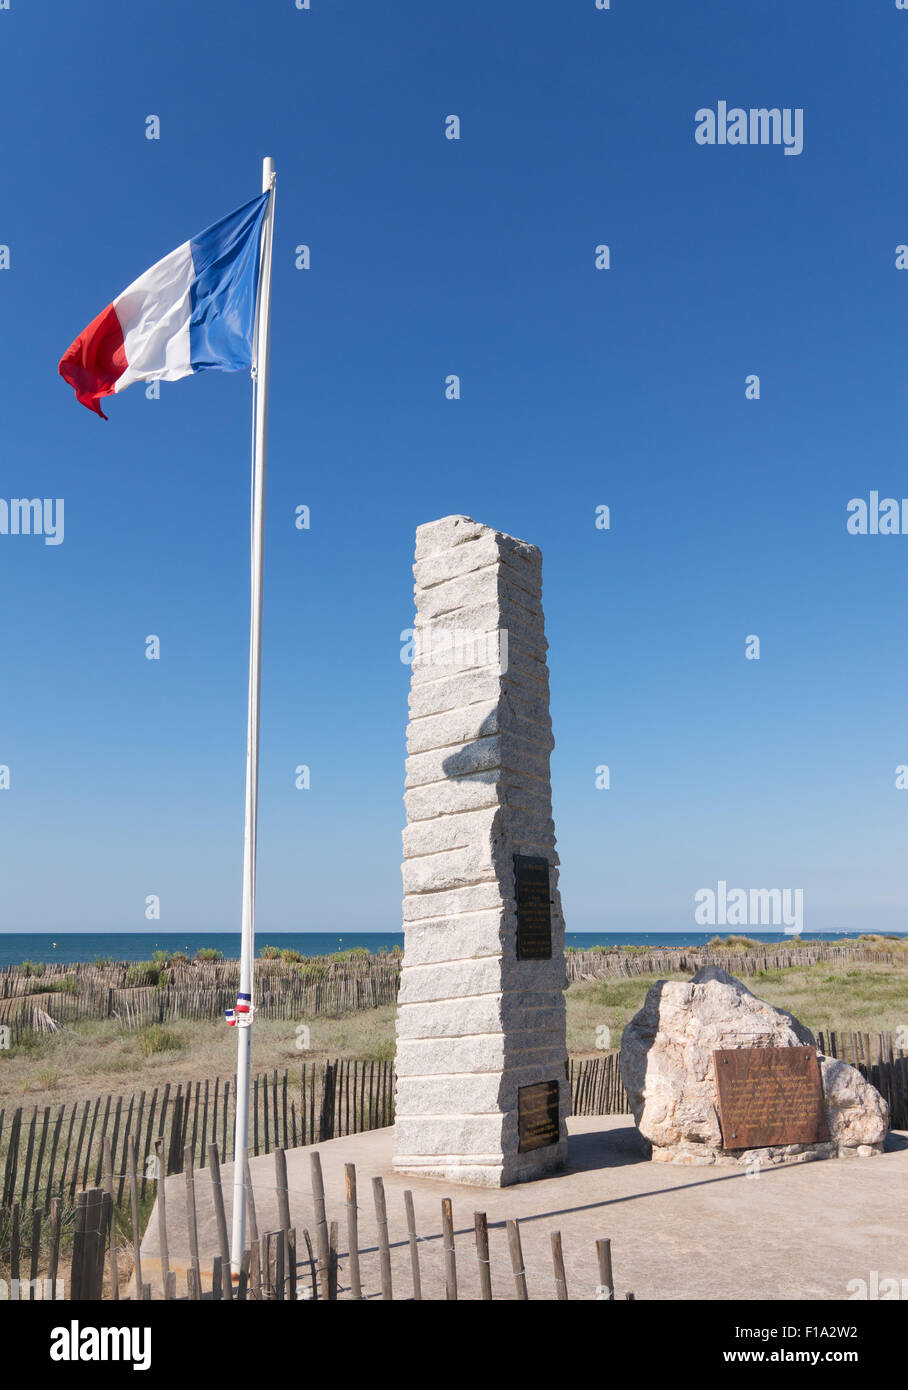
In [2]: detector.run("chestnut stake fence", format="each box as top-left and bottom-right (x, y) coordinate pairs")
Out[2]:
(1, 1030), (904, 1284)
(12, 1144), (633, 1302)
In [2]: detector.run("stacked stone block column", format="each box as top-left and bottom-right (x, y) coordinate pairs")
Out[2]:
(392, 515), (569, 1186)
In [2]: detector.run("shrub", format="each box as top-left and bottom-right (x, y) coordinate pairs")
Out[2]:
(280, 949), (303, 963)
(17, 960), (45, 978)
(140, 1025), (182, 1056)
(295, 960), (330, 982)
(194, 948), (223, 962)
(125, 962), (164, 987)
(33, 975), (79, 996)
(259, 945), (282, 960)
(856, 935), (908, 952)
(707, 935), (760, 950)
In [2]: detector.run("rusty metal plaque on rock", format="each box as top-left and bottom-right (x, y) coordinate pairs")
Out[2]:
(713, 1046), (827, 1149)
(518, 1079), (560, 1152)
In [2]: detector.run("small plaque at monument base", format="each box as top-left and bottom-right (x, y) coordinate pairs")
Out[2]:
(514, 854), (552, 959)
(518, 1080), (560, 1153)
(713, 1045), (827, 1149)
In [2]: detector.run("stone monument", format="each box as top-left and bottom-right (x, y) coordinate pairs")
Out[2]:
(393, 516), (569, 1186)
(620, 966), (889, 1166)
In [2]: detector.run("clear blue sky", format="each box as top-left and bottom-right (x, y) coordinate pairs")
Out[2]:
(1, 0), (906, 935)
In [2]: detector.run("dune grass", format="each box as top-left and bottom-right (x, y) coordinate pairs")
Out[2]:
(0, 1006), (400, 1106)
(566, 958), (908, 1056)
(1, 957), (905, 1105)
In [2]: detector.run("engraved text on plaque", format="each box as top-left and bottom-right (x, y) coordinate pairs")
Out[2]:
(713, 1046), (827, 1149)
(518, 1079), (560, 1152)
(514, 854), (552, 960)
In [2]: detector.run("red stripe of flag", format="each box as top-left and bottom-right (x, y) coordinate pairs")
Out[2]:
(58, 302), (126, 419)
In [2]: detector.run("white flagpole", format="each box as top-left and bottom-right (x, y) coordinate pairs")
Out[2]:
(231, 155), (276, 1275)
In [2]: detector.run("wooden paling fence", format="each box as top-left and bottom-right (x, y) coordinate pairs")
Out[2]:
(14, 1144), (630, 1302)
(2, 1036), (906, 1299)
(815, 1030), (908, 1132)
(2, 1032), (905, 1233)
(0, 1057), (610, 1221)
(0, 955), (401, 1042)
(2, 942), (893, 1041)
(0, 1059), (394, 1220)
(569, 1053), (628, 1115)
(565, 944), (893, 983)
(0, 955), (403, 997)
(568, 1035), (907, 1129)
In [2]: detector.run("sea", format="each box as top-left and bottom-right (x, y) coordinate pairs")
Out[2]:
(0, 930), (903, 969)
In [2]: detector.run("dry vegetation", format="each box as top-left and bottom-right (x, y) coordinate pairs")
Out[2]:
(566, 956), (908, 1057)
(0, 1007), (398, 1107)
(2, 952), (906, 1105)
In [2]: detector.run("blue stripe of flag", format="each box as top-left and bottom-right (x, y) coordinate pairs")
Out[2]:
(188, 191), (270, 373)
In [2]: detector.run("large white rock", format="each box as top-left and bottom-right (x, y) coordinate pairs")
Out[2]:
(619, 966), (889, 1166)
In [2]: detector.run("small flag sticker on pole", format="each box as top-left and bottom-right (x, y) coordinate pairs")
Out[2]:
(225, 1009), (236, 1028)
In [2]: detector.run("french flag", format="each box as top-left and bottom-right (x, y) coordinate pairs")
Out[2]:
(59, 191), (270, 418)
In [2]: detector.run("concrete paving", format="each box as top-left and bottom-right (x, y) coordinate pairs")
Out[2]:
(141, 1117), (908, 1300)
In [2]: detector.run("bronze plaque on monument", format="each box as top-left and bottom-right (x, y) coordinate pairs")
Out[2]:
(713, 1046), (827, 1149)
(514, 854), (552, 959)
(518, 1079), (560, 1152)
